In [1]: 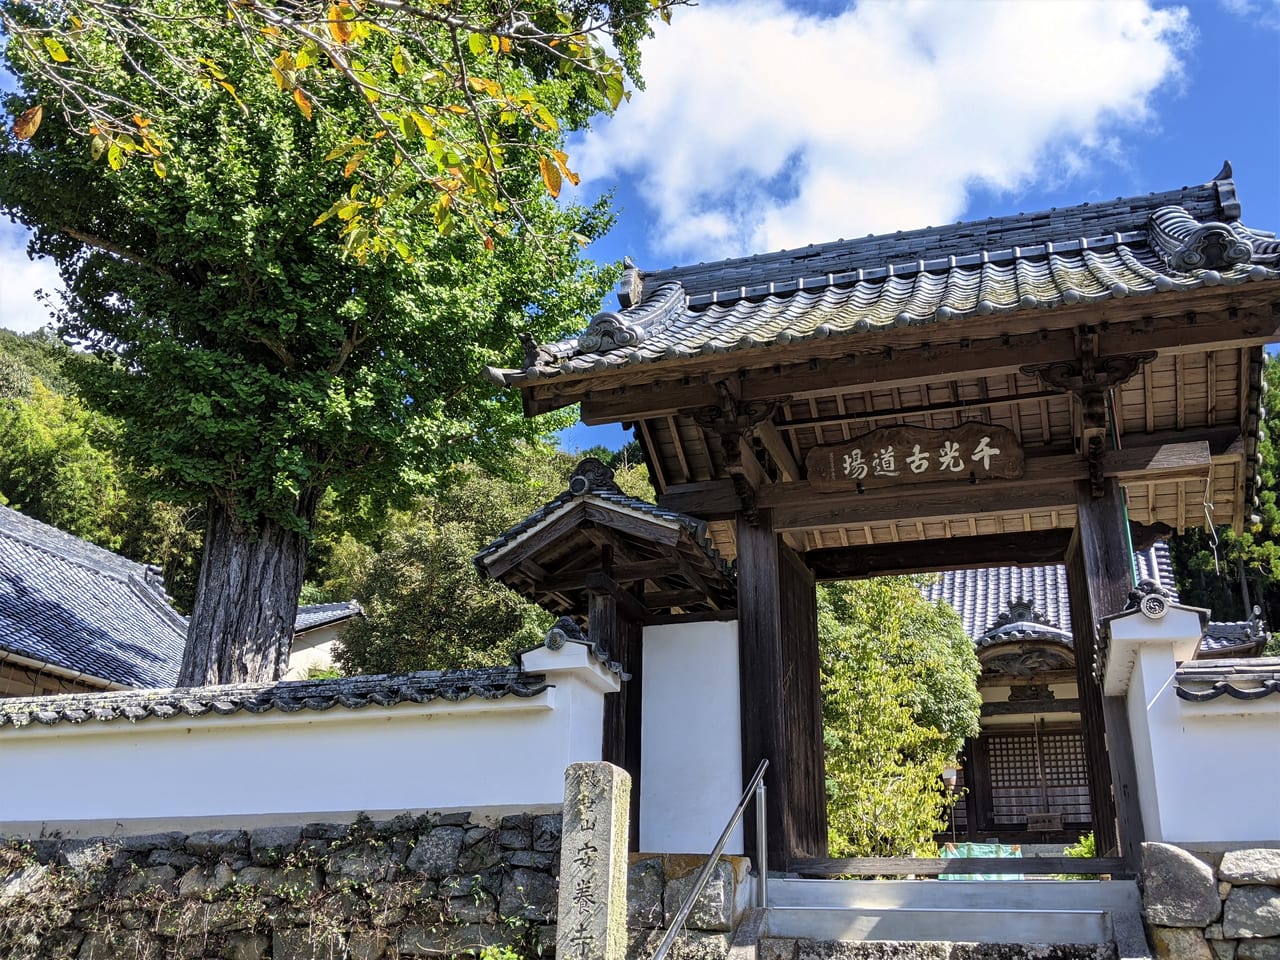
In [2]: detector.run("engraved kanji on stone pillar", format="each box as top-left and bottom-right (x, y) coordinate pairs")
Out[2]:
(557, 762), (631, 960)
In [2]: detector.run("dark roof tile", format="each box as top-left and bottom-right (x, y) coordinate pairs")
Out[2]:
(502, 172), (1280, 386)
(0, 667), (547, 729)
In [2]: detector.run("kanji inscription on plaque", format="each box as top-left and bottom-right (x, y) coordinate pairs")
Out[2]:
(804, 423), (1024, 490)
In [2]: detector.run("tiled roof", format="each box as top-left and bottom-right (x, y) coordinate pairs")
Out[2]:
(295, 600), (362, 634)
(1200, 620), (1269, 657)
(1175, 658), (1280, 702)
(0, 667), (547, 729)
(0, 504), (186, 688)
(922, 542), (1224, 654)
(495, 168), (1280, 386)
(474, 459), (733, 581)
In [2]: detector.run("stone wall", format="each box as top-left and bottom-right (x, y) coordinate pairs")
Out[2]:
(0, 818), (747, 960)
(1143, 843), (1280, 960)
(0, 813), (563, 960)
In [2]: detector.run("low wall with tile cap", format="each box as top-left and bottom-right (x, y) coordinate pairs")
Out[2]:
(1142, 842), (1280, 960)
(0, 643), (618, 837)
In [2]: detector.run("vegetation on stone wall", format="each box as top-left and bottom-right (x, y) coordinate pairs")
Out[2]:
(0, 813), (561, 960)
(819, 576), (982, 858)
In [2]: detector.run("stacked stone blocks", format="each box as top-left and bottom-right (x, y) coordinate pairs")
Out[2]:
(1144, 843), (1280, 960)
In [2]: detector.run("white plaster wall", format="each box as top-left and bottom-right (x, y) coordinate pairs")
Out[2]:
(0, 651), (614, 834)
(284, 624), (344, 680)
(1127, 644), (1280, 843)
(1126, 645), (1169, 841)
(639, 620), (743, 855)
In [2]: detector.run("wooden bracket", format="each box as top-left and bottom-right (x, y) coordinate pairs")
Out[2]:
(683, 381), (790, 523)
(1021, 333), (1157, 497)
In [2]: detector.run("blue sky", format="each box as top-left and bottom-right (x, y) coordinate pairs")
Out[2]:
(1, 1), (1277, 454)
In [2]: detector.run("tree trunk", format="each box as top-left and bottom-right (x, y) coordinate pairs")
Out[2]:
(178, 493), (317, 686)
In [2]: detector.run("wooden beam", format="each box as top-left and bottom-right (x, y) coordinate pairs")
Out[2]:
(1071, 479), (1146, 873)
(756, 420), (801, 481)
(658, 479), (741, 517)
(592, 590), (643, 850)
(981, 698), (1082, 717)
(772, 480), (1080, 533)
(539, 558), (674, 593)
(808, 530), (1072, 579)
(1102, 440), (1212, 482)
(805, 520), (1173, 580)
(659, 429), (1241, 526)
(567, 301), (1280, 423)
(737, 509), (790, 865)
(584, 572), (651, 624)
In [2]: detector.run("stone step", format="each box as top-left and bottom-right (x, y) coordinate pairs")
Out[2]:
(762, 906), (1114, 945)
(758, 939), (1119, 960)
(767, 878), (1141, 914)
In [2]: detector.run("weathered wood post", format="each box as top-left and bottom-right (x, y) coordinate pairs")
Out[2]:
(558, 761), (631, 960)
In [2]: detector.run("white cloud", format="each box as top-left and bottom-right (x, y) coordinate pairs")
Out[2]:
(0, 223), (61, 334)
(1220, 0), (1280, 28)
(573, 0), (1192, 262)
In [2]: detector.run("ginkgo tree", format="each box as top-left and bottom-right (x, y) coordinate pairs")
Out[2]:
(3, 0), (673, 260)
(0, 0), (663, 686)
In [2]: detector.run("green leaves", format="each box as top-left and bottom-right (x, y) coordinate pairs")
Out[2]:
(4, 0), (669, 255)
(820, 577), (981, 857)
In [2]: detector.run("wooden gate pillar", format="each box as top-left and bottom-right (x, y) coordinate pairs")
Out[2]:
(592, 589), (643, 850)
(736, 509), (827, 867)
(1065, 478), (1145, 873)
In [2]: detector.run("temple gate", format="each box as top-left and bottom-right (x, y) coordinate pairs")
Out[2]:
(483, 164), (1280, 875)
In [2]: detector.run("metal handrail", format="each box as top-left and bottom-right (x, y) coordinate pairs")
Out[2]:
(651, 759), (770, 960)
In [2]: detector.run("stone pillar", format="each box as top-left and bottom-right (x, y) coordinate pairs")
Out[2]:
(558, 762), (631, 960)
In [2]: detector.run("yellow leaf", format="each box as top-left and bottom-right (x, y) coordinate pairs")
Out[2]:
(499, 36), (511, 54)
(293, 88), (313, 120)
(107, 144), (124, 171)
(296, 45), (319, 70)
(410, 113), (434, 137)
(313, 198), (346, 226)
(90, 134), (106, 161)
(132, 114), (151, 128)
(152, 159), (167, 178)
(539, 155), (561, 199)
(343, 150), (367, 177)
(392, 48), (408, 75)
(324, 140), (358, 162)
(327, 3), (354, 44)
(43, 37), (70, 63)
(12, 104), (42, 140)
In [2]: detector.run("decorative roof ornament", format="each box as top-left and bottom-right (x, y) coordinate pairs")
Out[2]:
(984, 598), (1058, 635)
(578, 310), (647, 353)
(568, 457), (620, 495)
(541, 616), (630, 679)
(617, 258), (643, 308)
(1148, 205), (1254, 271)
(1124, 579), (1172, 620)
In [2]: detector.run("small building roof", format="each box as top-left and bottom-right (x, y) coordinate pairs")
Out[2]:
(0, 666), (546, 729)
(0, 504), (186, 688)
(925, 541), (1267, 663)
(475, 458), (736, 618)
(0, 505), (366, 690)
(295, 600), (363, 635)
